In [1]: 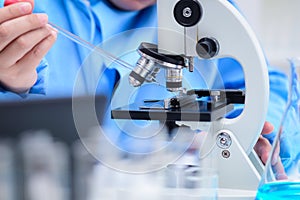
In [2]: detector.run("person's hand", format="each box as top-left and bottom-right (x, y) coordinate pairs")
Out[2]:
(0, 1), (57, 93)
(4, 0), (34, 7)
(254, 121), (288, 180)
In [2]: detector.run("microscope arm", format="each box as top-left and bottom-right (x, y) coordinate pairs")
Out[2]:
(157, 0), (269, 191)
(157, 0), (269, 156)
(113, 0), (269, 193)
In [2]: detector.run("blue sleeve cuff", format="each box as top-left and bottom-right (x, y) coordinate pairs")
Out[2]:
(28, 58), (48, 95)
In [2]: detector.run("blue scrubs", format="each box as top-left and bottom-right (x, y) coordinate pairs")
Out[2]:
(0, 0), (157, 100)
(0, 0), (299, 171)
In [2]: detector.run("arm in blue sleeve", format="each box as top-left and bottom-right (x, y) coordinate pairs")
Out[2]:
(265, 65), (300, 172)
(0, 3), (48, 100)
(0, 58), (48, 101)
(264, 67), (289, 140)
(28, 58), (48, 95)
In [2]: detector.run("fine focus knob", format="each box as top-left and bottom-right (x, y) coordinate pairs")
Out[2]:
(196, 37), (219, 59)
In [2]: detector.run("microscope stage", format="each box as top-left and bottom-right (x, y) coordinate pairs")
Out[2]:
(111, 100), (234, 122)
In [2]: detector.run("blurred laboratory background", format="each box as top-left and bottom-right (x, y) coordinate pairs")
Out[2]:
(1, 1), (300, 200)
(237, 0), (300, 74)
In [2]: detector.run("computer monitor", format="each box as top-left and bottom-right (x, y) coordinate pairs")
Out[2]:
(0, 95), (107, 145)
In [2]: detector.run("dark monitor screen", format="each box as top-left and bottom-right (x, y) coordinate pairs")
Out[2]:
(0, 95), (107, 145)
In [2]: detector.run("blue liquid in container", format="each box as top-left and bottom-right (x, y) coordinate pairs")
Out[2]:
(256, 181), (300, 200)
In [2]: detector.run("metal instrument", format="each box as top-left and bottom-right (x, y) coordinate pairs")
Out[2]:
(112, 0), (269, 198)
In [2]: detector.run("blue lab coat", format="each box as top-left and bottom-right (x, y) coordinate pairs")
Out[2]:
(0, 0), (299, 172)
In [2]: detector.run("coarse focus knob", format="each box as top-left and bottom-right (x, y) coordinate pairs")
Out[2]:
(173, 0), (202, 27)
(196, 37), (219, 59)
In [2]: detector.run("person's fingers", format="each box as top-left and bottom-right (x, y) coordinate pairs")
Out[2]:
(0, 13), (48, 50)
(18, 28), (57, 71)
(261, 121), (274, 135)
(0, 29), (57, 93)
(0, 25), (53, 67)
(0, 2), (32, 23)
(254, 136), (272, 164)
(255, 122), (287, 180)
(4, 0), (35, 9)
(261, 122), (281, 165)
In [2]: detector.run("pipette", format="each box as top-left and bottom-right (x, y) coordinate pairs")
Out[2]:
(48, 23), (163, 86)
(3, 0), (134, 70)
(48, 22), (134, 71)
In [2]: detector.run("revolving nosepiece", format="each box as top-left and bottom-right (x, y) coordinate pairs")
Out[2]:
(129, 42), (188, 92)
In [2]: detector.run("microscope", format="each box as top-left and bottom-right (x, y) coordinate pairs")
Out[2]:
(112, 0), (269, 197)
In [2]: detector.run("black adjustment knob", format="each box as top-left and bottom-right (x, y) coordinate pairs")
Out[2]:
(174, 0), (202, 27)
(170, 98), (180, 108)
(196, 37), (219, 59)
